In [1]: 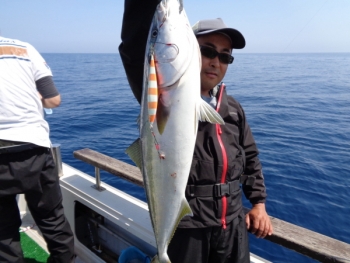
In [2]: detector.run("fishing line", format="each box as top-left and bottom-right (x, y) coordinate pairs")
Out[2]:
(283, 0), (329, 53)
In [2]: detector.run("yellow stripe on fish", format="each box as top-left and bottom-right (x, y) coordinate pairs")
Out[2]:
(148, 54), (158, 125)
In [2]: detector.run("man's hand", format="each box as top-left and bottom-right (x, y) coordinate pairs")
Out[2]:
(245, 203), (273, 238)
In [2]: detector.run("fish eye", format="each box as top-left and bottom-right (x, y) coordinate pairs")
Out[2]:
(152, 30), (158, 38)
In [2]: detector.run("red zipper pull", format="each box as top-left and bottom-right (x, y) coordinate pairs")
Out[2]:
(217, 124), (222, 135)
(221, 218), (227, 229)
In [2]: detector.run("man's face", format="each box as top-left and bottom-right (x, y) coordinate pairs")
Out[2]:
(197, 33), (232, 97)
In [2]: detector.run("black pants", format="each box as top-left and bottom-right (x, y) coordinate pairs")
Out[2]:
(0, 147), (75, 263)
(168, 211), (249, 263)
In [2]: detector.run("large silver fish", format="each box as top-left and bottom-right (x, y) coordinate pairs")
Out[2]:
(126, 0), (224, 262)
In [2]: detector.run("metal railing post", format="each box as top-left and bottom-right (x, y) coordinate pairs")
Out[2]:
(92, 167), (105, 192)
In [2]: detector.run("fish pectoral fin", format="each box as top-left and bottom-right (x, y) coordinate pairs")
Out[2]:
(197, 99), (225, 125)
(125, 138), (142, 169)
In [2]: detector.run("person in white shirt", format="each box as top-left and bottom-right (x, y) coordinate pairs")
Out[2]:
(0, 36), (75, 263)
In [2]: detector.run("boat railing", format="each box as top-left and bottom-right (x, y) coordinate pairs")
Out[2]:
(72, 148), (350, 263)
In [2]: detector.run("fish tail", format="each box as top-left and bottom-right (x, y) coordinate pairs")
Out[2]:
(148, 54), (158, 124)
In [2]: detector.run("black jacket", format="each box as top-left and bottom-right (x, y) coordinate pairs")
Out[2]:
(179, 84), (266, 228)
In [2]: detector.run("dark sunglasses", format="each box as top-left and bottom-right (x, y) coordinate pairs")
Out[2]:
(200, 45), (234, 64)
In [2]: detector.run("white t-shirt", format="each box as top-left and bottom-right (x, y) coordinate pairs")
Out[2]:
(0, 37), (53, 148)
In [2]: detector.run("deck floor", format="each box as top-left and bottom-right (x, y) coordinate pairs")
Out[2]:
(21, 211), (84, 263)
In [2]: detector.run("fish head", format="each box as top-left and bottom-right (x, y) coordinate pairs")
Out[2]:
(148, 0), (197, 88)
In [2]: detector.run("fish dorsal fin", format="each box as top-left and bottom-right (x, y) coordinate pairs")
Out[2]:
(197, 98), (225, 125)
(125, 138), (142, 170)
(148, 54), (158, 125)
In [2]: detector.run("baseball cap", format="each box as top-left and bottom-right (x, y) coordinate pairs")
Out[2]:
(192, 18), (245, 49)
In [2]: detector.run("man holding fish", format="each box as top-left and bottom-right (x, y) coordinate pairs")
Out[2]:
(120, 0), (273, 262)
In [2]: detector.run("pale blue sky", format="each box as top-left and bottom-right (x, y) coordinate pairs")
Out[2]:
(1, 0), (349, 53)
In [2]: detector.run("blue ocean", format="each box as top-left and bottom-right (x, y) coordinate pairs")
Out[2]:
(44, 53), (350, 263)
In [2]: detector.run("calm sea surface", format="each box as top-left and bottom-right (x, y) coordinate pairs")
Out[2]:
(44, 53), (350, 263)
